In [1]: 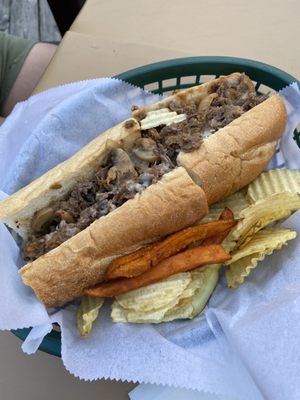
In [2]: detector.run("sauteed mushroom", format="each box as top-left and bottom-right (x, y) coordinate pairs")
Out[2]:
(32, 207), (56, 233)
(132, 138), (159, 163)
(107, 148), (137, 184)
(54, 210), (75, 223)
(125, 138), (161, 170)
(198, 93), (218, 113)
(32, 207), (75, 233)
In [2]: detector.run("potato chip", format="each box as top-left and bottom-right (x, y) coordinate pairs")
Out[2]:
(111, 267), (220, 323)
(178, 272), (204, 299)
(228, 192), (300, 248)
(226, 252), (265, 288)
(226, 228), (296, 264)
(201, 190), (250, 223)
(76, 296), (104, 336)
(111, 301), (128, 322)
(111, 298), (179, 323)
(225, 228), (297, 288)
(162, 299), (194, 321)
(164, 267), (220, 321)
(178, 264), (219, 300)
(115, 272), (191, 312)
(248, 169), (300, 203)
(140, 108), (186, 130)
(147, 108), (170, 116)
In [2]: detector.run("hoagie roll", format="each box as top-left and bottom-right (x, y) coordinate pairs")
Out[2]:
(0, 73), (287, 307)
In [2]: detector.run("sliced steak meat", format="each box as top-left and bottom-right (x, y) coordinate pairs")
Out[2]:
(205, 105), (244, 131)
(60, 180), (99, 218)
(23, 237), (46, 261)
(44, 222), (81, 253)
(140, 74), (268, 164)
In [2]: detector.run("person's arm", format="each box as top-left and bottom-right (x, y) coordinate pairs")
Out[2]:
(2, 43), (57, 116)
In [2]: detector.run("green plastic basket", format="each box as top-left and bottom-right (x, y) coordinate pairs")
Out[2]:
(12, 56), (300, 357)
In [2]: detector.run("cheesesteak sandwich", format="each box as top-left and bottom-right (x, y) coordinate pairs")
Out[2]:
(0, 73), (287, 307)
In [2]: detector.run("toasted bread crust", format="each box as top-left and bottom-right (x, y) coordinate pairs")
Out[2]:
(177, 95), (286, 204)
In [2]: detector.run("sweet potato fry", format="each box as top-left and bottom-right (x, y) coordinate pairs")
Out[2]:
(105, 219), (237, 280)
(219, 207), (234, 221)
(202, 207), (235, 245)
(85, 244), (231, 298)
(201, 229), (232, 245)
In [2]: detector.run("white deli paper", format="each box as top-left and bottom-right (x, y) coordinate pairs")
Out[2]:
(0, 78), (300, 400)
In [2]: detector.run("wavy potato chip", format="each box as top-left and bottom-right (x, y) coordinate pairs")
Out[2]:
(76, 296), (104, 336)
(115, 272), (191, 312)
(162, 299), (194, 321)
(140, 108), (187, 130)
(111, 267), (220, 323)
(248, 169), (300, 203)
(228, 192), (300, 248)
(111, 302), (127, 322)
(226, 252), (265, 288)
(163, 267), (220, 322)
(179, 264), (220, 300)
(225, 228), (297, 288)
(178, 274), (205, 299)
(226, 228), (297, 264)
(111, 299), (178, 323)
(201, 190), (250, 223)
